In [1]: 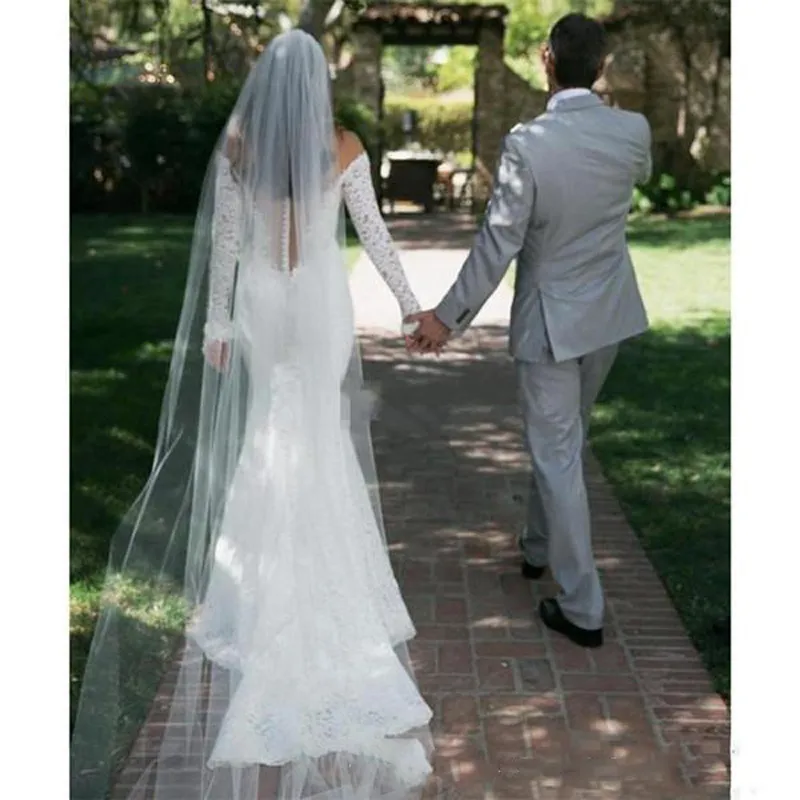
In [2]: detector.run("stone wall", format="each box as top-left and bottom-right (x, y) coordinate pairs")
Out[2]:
(501, 64), (548, 134)
(473, 24), (507, 179)
(472, 60), (547, 199)
(601, 26), (730, 178)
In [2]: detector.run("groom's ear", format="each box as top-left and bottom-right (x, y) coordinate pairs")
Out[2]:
(541, 45), (556, 84)
(541, 44), (552, 69)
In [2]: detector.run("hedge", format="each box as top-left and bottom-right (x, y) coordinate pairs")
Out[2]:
(382, 97), (473, 155)
(70, 83), (377, 214)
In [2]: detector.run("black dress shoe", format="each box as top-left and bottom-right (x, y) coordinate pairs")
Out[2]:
(539, 598), (603, 649)
(521, 561), (546, 580)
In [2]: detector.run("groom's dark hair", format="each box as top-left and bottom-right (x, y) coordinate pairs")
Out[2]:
(548, 13), (607, 89)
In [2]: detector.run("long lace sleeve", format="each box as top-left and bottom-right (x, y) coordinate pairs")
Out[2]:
(342, 153), (421, 319)
(204, 156), (241, 345)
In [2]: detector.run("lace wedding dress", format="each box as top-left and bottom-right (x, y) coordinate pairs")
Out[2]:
(70, 32), (431, 800)
(183, 150), (432, 794)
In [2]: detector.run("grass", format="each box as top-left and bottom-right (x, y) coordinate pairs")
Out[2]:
(70, 215), (191, 735)
(591, 211), (731, 699)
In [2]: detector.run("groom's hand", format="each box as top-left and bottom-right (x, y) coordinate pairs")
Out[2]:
(406, 310), (451, 354)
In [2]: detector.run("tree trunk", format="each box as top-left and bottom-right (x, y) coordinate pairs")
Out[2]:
(202, 0), (214, 82)
(670, 34), (696, 190)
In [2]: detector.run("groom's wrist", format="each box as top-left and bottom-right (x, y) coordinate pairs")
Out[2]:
(434, 297), (461, 332)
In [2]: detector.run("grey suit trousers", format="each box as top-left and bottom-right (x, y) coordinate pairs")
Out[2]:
(517, 343), (618, 630)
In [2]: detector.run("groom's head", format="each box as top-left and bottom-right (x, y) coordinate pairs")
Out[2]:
(543, 13), (607, 91)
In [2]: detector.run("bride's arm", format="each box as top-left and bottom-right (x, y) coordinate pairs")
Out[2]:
(203, 153), (242, 363)
(341, 145), (421, 320)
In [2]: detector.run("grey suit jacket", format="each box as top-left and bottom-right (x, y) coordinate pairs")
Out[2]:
(436, 93), (652, 363)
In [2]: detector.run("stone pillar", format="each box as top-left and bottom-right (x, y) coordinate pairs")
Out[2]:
(474, 23), (507, 180)
(345, 26), (383, 188)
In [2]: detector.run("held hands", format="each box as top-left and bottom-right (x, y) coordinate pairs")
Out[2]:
(403, 310), (451, 355)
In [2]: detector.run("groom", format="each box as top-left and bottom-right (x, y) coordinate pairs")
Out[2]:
(409, 13), (652, 648)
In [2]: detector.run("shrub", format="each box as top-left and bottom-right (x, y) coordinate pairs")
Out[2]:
(632, 172), (713, 215)
(705, 172), (731, 207)
(334, 96), (379, 154)
(71, 82), (239, 213)
(632, 170), (731, 216)
(382, 97), (473, 155)
(71, 84), (389, 213)
(71, 85), (136, 212)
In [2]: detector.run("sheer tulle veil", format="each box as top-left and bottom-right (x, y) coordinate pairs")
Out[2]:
(70, 28), (432, 800)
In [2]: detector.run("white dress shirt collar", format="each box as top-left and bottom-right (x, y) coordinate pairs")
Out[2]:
(546, 87), (593, 112)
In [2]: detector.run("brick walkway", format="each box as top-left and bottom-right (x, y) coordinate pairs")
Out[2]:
(356, 213), (730, 799)
(114, 213), (730, 799)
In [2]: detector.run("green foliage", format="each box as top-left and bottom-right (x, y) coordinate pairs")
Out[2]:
(70, 82), (384, 213)
(71, 82), (239, 213)
(71, 1), (297, 87)
(436, 46), (476, 93)
(334, 95), (379, 152)
(705, 172), (731, 207)
(382, 45), (440, 93)
(123, 87), (188, 212)
(505, 0), (615, 59)
(631, 172), (731, 215)
(383, 97), (473, 155)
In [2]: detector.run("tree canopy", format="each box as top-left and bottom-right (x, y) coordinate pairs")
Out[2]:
(71, 1), (626, 89)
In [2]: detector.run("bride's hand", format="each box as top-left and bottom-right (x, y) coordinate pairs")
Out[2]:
(404, 311), (448, 356)
(204, 340), (229, 371)
(402, 317), (421, 353)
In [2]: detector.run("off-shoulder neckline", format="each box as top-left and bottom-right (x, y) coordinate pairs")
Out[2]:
(338, 151), (369, 181)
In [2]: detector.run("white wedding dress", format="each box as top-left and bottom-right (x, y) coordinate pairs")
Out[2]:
(186, 151), (433, 793)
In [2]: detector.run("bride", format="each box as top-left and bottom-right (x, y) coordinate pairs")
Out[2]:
(71, 29), (433, 800)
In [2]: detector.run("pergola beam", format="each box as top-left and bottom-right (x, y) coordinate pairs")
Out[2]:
(353, 2), (507, 46)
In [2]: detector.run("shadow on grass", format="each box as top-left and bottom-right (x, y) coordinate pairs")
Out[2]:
(592, 314), (730, 697)
(626, 212), (730, 249)
(71, 215), (194, 587)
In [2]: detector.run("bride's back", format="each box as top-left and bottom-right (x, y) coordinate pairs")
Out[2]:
(222, 29), (343, 272)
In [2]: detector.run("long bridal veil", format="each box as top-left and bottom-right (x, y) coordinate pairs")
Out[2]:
(71, 29), (432, 800)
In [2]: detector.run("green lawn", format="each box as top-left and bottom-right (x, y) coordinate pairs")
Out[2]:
(592, 211), (730, 699)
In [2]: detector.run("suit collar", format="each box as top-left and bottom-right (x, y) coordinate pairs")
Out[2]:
(547, 92), (604, 113)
